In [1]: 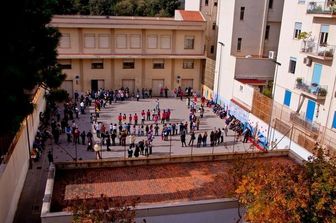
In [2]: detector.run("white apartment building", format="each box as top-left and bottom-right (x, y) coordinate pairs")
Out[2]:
(274, 0), (336, 131)
(214, 0), (284, 106)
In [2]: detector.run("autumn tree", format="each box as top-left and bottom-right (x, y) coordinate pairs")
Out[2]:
(235, 144), (336, 223)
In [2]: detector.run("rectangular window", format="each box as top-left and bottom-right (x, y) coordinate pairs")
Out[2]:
(91, 59), (104, 69)
(298, 0), (305, 4)
(294, 22), (302, 39)
(237, 38), (242, 51)
(98, 34), (110, 48)
(123, 59), (135, 69)
(153, 59), (164, 69)
(283, 90), (292, 106)
(205, 0), (208, 6)
(184, 36), (195, 49)
(116, 34), (127, 49)
(210, 45), (214, 54)
(183, 60), (194, 69)
(212, 22), (216, 30)
(147, 35), (158, 49)
(130, 34), (141, 49)
(84, 33), (95, 48)
(269, 0), (273, 8)
(332, 111), (336, 129)
(319, 25), (329, 45)
(59, 60), (72, 69)
(288, 57), (297, 74)
(60, 33), (71, 48)
(160, 35), (171, 49)
(214, 1), (217, 6)
(240, 7), (245, 20)
(265, 25), (270, 40)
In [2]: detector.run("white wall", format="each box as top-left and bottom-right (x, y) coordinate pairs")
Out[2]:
(184, 0), (201, 11)
(0, 88), (46, 223)
(214, 0), (236, 104)
(232, 80), (254, 109)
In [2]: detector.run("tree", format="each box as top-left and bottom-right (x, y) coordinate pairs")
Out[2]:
(1, 0), (65, 135)
(235, 144), (336, 223)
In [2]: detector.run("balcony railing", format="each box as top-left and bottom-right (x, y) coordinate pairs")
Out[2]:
(290, 112), (320, 131)
(295, 79), (328, 99)
(301, 41), (334, 60)
(307, 1), (336, 15)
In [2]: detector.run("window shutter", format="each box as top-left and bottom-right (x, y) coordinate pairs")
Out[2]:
(160, 36), (171, 49)
(98, 34), (109, 48)
(60, 33), (70, 48)
(116, 34), (127, 49)
(147, 35), (158, 49)
(84, 34), (95, 48)
(130, 34), (141, 48)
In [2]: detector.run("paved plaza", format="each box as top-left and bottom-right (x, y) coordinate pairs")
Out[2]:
(52, 97), (257, 162)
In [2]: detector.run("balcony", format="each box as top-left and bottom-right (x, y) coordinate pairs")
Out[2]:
(295, 79), (328, 101)
(290, 112), (320, 136)
(307, 1), (336, 17)
(300, 41), (334, 61)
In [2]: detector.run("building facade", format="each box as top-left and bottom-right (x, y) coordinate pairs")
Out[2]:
(185, 0), (219, 99)
(50, 11), (206, 96)
(214, 0), (284, 105)
(274, 0), (336, 133)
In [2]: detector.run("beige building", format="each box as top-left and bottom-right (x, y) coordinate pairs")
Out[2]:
(50, 11), (206, 96)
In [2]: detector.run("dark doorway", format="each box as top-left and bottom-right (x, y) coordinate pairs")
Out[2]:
(91, 80), (98, 92)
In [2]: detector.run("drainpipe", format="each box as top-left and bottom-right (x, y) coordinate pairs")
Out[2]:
(321, 72), (336, 144)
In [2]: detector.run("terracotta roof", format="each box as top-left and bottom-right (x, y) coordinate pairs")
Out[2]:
(177, 10), (205, 21)
(236, 79), (267, 85)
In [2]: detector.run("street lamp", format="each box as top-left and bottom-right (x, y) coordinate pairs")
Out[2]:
(266, 60), (281, 149)
(215, 42), (225, 104)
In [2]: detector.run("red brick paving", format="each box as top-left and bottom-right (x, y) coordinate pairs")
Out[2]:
(51, 157), (295, 212)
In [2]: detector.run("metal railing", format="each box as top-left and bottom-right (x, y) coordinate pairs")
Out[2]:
(295, 79), (328, 97)
(301, 40), (334, 59)
(307, 1), (336, 15)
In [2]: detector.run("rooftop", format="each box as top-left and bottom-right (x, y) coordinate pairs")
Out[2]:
(51, 157), (295, 212)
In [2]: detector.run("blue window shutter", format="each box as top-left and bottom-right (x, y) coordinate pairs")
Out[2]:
(283, 90), (292, 106)
(305, 100), (316, 122)
(312, 63), (322, 84)
(332, 111), (336, 129)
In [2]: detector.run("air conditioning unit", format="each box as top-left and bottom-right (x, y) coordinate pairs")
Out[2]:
(303, 57), (312, 66)
(268, 51), (276, 59)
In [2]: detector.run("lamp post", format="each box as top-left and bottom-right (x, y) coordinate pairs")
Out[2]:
(215, 42), (225, 104)
(266, 60), (281, 149)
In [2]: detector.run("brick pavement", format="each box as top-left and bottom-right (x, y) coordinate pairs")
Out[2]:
(51, 157), (295, 212)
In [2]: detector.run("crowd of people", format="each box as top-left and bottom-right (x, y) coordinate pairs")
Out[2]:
(38, 85), (258, 162)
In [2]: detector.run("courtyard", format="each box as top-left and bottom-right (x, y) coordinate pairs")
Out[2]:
(51, 97), (258, 162)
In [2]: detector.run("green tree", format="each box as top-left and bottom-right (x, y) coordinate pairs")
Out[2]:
(1, 0), (65, 135)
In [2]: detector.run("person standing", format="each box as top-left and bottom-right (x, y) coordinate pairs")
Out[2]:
(197, 134), (202, 148)
(202, 132), (208, 147)
(80, 131), (86, 145)
(188, 131), (196, 147)
(94, 142), (102, 160)
(181, 130), (187, 147)
(47, 151), (54, 164)
(106, 134), (111, 151)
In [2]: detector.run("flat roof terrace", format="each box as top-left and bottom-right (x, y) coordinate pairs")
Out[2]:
(51, 156), (295, 212)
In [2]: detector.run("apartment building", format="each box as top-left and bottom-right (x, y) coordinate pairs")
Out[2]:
(50, 10), (206, 96)
(274, 0), (336, 139)
(214, 0), (284, 106)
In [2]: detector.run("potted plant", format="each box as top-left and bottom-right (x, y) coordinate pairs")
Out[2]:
(298, 32), (312, 52)
(318, 88), (327, 97)
(296, 77), (303, 88)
